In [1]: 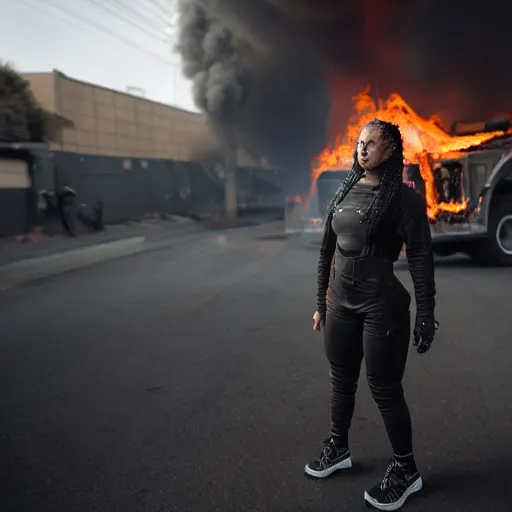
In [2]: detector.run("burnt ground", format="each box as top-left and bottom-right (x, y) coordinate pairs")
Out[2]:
(1, 225), (511, 512)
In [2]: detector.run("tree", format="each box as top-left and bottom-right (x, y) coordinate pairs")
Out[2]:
(0, 61), (47, 142)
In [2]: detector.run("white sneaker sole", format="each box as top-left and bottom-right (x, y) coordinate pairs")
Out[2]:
(304, 456), (353, 478)
(363, 476), (423, 511)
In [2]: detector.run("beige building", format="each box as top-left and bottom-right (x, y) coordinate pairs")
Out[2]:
(22, 69), (259, 166)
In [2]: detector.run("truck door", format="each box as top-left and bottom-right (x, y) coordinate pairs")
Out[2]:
(466, 150), (504, 201)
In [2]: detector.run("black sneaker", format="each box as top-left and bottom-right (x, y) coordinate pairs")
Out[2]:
(364, 459), (423, 510)
(304, 437), (352, 478)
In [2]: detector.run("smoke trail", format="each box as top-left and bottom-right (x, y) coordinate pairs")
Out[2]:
(176, 1), (253, 130)
(176, 0), (512, 195)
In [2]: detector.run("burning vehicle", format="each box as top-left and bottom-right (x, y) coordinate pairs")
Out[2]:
(301, 88), (512, 266)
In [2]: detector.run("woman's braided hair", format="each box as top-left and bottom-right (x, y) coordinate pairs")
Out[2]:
(325, 119), (405, 226)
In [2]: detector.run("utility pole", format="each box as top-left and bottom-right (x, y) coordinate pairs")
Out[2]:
(223, 128), (238, 219)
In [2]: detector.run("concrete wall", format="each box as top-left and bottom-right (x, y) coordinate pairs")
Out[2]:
(0, 143), (285, 237)
(51, 152), (284, 226)
(22, 72), (57, 113)
(23, 70), (260, 167)
(0, 154), (32, 237)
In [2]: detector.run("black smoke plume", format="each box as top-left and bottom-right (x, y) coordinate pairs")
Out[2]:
(176, 0), (512, 194)
(176, 2), (252, 133)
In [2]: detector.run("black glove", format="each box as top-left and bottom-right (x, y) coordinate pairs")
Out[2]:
(413, 311), (439, 354)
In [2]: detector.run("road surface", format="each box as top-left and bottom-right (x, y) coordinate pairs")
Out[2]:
(1, 223), (511, 512)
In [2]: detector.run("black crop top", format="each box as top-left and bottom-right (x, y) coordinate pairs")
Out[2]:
(331, 182), (378, 256)
(316, 183), (436, 316)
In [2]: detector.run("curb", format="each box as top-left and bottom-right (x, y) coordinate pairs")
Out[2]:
(0, 219), (284, 290)
(0, 236), (146, 290)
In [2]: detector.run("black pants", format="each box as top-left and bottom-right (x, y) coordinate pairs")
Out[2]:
(324, 306), (413, 456)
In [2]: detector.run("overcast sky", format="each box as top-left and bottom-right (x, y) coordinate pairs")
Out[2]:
(2, 0), (198, 112)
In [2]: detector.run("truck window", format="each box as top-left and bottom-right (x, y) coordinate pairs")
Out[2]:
(434, 162), (464, 203)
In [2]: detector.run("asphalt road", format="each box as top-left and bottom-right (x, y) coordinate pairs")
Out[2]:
(1, 223), (512, 512)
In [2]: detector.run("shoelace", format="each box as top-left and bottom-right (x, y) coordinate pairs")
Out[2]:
(380, 460), (408, 491)
(381, 461), (396, 490)
(319, 439), (337, 467)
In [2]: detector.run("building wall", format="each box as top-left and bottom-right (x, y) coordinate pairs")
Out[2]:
(22, 72), (57, 113)
(23, 70), (259, 167)
(0, 156), (32, 237)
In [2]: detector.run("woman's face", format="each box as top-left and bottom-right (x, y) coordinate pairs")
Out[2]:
(356, 125), (394, 170)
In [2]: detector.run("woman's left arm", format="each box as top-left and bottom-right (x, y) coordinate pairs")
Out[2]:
(400, 189), (438, 352)
(400, 190), (436, 314)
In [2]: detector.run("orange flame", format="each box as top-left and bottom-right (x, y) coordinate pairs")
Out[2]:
(310, 87), (511, 219)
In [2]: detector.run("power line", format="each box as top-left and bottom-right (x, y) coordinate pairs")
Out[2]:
(40, 0), (173, 65)
(130, 0), (175, 36)
(15, 0), (84, 30)
(82, 0), (168, 44)
(146, 0), (174, 19)
(105, 0), (168, 32)
(14, 0), (183, 105)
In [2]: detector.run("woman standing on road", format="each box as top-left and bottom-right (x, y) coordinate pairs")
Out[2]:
(306, 119), (438, 511)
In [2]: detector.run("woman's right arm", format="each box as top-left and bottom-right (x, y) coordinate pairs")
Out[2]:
(316, 213), (336, 319)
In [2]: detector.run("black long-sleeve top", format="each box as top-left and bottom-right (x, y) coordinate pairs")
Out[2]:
(316, 182), (436, 317)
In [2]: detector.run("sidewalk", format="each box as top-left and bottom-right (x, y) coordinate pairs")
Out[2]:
(0, 214), (285, 290)
(0, 216), (203, 290)
(0, 217), (201, 266)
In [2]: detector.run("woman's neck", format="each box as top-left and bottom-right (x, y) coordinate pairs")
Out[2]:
(360, 160), (387, 185)
(360, 169), (383, 185)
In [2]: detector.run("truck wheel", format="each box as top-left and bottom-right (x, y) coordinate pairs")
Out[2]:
(472, 196), (512, 266)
